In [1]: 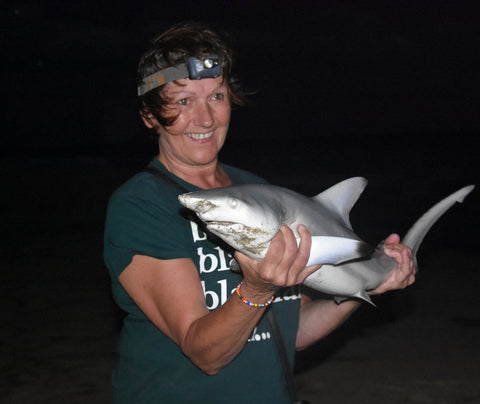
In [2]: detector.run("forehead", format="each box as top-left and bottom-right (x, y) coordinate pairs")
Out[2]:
(163, 76), (226, 96)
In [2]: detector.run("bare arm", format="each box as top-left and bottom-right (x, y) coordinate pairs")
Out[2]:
(119, 256), (267, 375)
(296, 233), (416, 350)
(296, 295), (360, 350)
(119, 225), (318, 375)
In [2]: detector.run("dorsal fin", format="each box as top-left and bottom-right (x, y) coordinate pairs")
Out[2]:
(313, 177), (368, 230)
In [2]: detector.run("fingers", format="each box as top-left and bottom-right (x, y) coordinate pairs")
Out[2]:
(261, 225), (301, 285)
(384, 233), (400, 245)
(385, 233), (416, 274)
(372, 235), (416, 294)
(385, 243), (415, 274)
(253, 226), (294, 282)
(283, 225), (310, 283)
(236, 225), (315, 288)
(294, 225), (322, 283)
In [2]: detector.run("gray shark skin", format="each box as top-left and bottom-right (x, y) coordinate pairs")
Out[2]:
(178, 178), (474, 305)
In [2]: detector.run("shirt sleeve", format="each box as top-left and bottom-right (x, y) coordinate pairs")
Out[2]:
(104, 177), (191, 279)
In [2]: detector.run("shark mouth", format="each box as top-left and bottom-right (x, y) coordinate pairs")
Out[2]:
(205, 221), (270, 236)
(204, 220), (234, 226)
(206, 221), (252, 235)
(205, 222), (273, 257)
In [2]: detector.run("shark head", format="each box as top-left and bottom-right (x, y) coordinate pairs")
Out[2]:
(178, 185), (283, 259)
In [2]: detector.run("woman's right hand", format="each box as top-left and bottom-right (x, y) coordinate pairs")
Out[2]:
(234, 224), (321, 302)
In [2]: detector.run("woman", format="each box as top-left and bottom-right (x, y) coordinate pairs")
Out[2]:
(104, 23), (415, 403)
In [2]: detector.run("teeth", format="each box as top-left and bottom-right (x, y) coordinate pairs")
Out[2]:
(187, 131), (213, 140)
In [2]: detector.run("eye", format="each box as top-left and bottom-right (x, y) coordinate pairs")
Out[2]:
(211, 92), (225, 101)
(177, 98), (189, 105)
(229, 198), (238, 209)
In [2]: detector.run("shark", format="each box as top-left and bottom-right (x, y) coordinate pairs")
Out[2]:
(178, 178), (474, 305)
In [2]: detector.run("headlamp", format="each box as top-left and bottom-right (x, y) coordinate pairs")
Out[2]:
(137, 54), (222, 96)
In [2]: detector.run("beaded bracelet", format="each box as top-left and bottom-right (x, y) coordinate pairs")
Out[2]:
(236, 282), (275, 308)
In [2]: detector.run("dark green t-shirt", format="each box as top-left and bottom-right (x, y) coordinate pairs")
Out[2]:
(104, 158), (302, 403)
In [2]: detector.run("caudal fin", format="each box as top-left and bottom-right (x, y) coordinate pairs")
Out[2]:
(402, 185), (475, 268)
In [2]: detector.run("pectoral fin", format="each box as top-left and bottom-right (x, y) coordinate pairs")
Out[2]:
(306, 236), (372, 266)
(334, 291), (375, 306)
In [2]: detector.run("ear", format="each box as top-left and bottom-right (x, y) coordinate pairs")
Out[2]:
(140, 111), (158, 129)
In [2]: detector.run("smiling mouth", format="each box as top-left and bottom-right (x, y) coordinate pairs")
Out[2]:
(186, 131), (214, 140)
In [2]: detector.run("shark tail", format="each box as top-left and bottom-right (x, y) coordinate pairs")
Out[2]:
(401, 185), (475, 270)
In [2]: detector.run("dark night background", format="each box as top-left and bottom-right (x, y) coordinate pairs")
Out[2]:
(2, 1), (479, 403)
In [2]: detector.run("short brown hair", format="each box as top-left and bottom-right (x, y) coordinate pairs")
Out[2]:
(137, 22), (245, 126)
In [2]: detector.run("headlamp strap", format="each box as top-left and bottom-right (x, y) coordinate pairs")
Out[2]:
(137, 64), (189, 96)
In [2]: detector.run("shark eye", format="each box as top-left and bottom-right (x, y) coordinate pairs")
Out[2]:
(229, 198), (238, 209)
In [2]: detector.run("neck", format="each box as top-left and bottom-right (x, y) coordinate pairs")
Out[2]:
(158, 152), (231, 190)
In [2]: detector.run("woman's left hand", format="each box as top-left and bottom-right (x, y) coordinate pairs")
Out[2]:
(369, 233), (416, 296)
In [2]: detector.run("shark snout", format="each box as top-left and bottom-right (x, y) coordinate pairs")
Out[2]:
(178, 194), (190, 207)
(178, 194), (219, 216)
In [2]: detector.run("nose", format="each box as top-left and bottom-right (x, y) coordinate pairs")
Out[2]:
(194, 101), (214, 128)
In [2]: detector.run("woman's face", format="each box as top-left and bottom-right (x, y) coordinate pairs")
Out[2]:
(152, 76), (231, 168)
